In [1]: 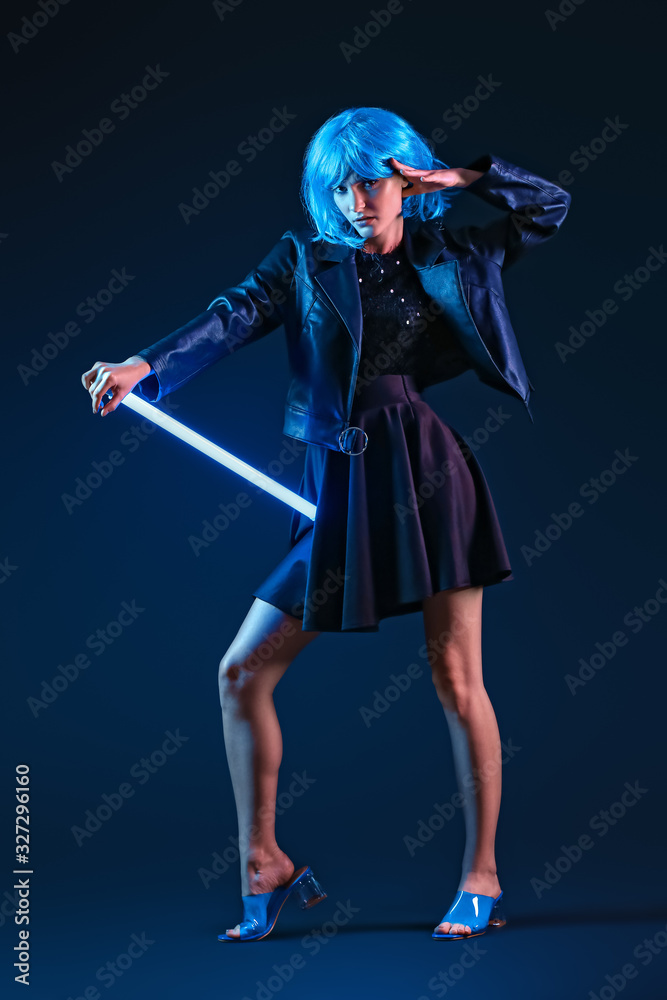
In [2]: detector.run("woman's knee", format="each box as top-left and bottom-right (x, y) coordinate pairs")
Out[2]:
(218, 651), (265, 699)
(219, 623), (294, 684)
(218, 654), (244, 689)
(430, 652), (475, 716)
(217, 598), (319, 701)
(218, 655), (262, 715)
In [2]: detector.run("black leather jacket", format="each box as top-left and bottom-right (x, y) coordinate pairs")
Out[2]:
(133, 153), (571, 453)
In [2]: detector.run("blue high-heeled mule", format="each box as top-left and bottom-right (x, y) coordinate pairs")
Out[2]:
(218, 866), (327, 942)
(432, 889), (506, 940)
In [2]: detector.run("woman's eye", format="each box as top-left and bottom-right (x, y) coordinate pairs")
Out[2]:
(333, 179), (379, 194)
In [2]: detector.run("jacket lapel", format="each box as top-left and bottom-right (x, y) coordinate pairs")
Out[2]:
(311, 216), (505, 389)
(313, 251), (363, 354)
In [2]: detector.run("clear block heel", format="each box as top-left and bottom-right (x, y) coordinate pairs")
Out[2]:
(292, 870), (328, 909)
(488, 898), (507, 927)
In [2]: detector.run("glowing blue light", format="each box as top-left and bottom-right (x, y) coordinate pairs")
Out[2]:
(120, 392), (316, 521)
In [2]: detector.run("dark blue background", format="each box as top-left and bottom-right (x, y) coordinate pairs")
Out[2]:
(2, 0), (666, 997)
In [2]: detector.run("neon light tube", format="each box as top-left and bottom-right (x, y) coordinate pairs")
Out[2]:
(119, 392), (317, 521)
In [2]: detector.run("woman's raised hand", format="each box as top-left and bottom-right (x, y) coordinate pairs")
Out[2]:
(389, 157), (484, 198)
(81, 357), (152, 417)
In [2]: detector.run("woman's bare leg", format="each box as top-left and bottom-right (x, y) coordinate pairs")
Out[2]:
(422, 585), (503, 936)
(218, 597), (320, 937)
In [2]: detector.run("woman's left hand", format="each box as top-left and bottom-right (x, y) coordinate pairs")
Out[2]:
(389, 157), (484, 197)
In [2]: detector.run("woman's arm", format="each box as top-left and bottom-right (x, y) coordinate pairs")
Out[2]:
(81, 232), (298, 416)
(133, 233), (298, 404)
(392, 153), (572, 271)
(446, 153), (572, 269)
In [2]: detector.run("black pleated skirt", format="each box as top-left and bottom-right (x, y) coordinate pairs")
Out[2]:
(252, 373), (513, 632)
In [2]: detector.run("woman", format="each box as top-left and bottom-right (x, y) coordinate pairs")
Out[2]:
(81, 106), (570, 942)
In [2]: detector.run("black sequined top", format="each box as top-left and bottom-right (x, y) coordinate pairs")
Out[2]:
(354, 237), (469, 391)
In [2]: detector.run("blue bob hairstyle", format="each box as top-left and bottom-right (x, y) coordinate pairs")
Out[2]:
(300, 106), (460, 249)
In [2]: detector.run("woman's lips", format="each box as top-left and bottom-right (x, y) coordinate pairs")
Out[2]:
(355, 216), (375, 224)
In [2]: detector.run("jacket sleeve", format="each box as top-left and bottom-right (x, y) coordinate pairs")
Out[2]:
(446, 153), (572, 271)
(131, 231), (298, 403)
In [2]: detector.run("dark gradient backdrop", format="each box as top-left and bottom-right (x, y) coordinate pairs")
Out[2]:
(2, 0), (666, 997)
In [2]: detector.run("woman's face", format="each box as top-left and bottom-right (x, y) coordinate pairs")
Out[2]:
(332, 169), (408, 239)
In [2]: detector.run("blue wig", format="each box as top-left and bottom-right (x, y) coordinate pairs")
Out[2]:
(300, 106), (459, 249)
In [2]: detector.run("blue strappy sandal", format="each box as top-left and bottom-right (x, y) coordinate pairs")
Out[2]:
(432, 889), (506, 940)
(218, 865), (327, 942)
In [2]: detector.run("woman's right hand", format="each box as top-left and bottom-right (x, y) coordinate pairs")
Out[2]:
(389, 157), (484, 197)
(81, 356), (152, 417)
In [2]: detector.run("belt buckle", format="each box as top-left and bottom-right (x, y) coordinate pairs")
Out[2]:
(338, 425), (368, 455)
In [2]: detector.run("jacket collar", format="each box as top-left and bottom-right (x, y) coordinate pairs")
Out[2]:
(309, 214), (514, 395)
(314, 214), (451, 269)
